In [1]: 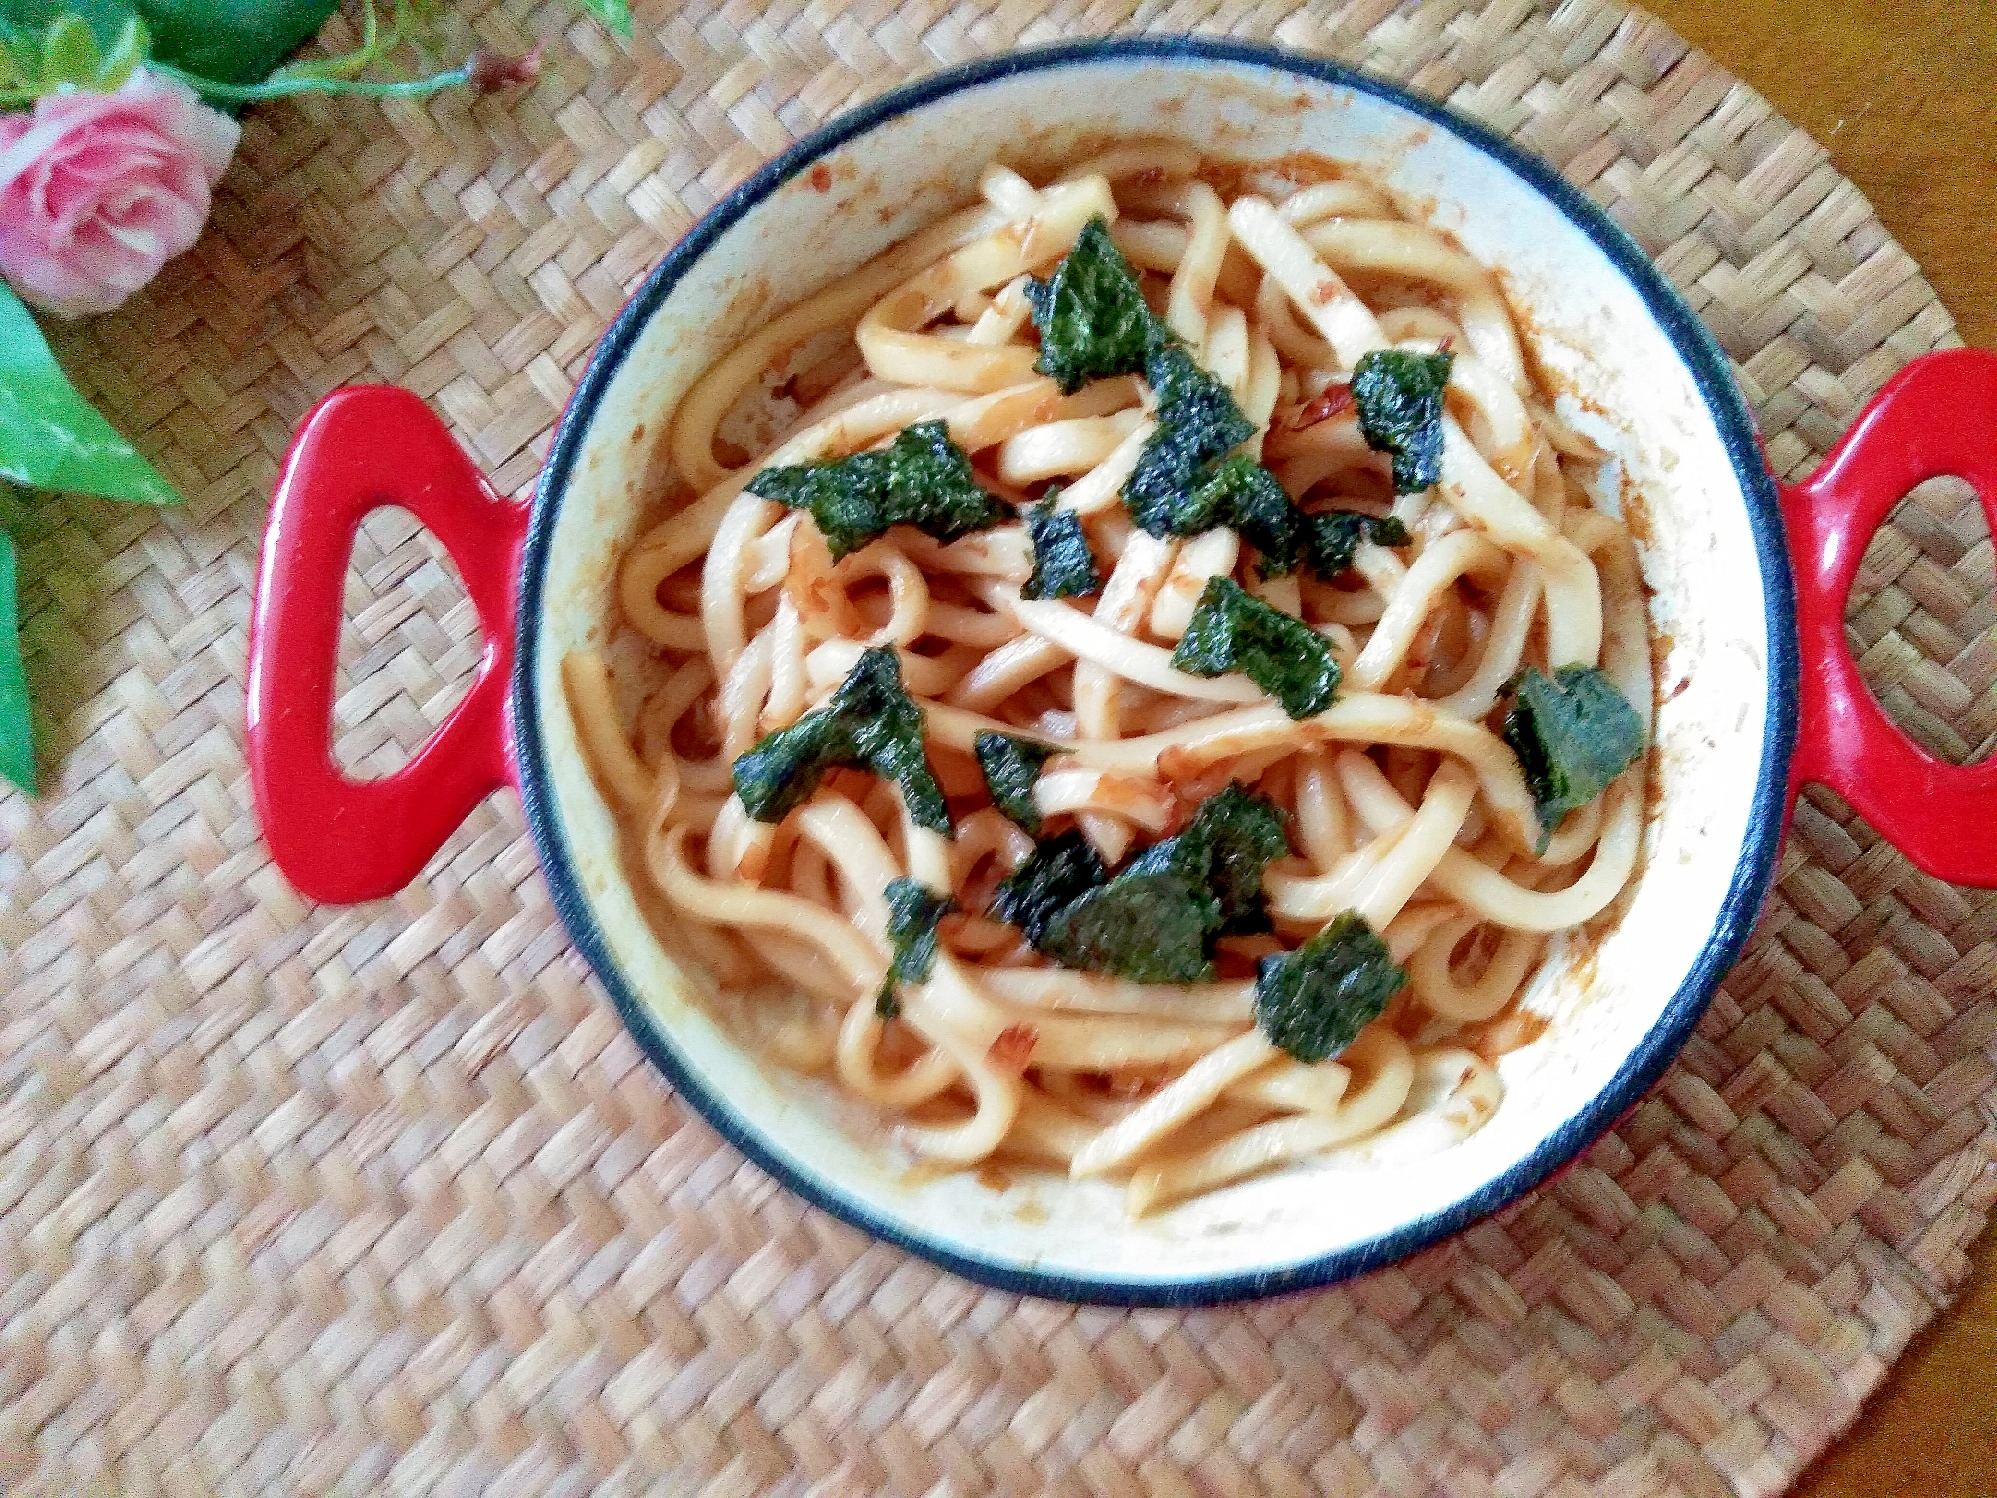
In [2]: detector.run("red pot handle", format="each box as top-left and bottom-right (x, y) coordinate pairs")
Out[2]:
(1782, 346), (1997, 886)
(247, 386), (527, 903)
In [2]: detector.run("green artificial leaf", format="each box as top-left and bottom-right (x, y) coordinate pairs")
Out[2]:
(0, 20), (45, 99)
(1171, 576), (1340, 719)
(1499, 664), (1645, 847)
(0, 20), (32, 82)
(0, 0), (136, 50)
(1125, 342), (1256, 537)
(1176, 454), (1307, 577)
(973, 731), (1054, 835)
(141, 0), (335, 85)
(1254, 911), (1406, 1063)
(569, 0), (630, 38)
(1037, 871), (1219, 983)
(0, 285), (179, 505)
(988, 828), (1105, 945)
(1024, 216), (1165, 395)
(1351, 348), (1453, 495)
(39, 9), (98, 81)
(0, 0), (338, 86)
(731, 646), (952, 832)
(877, 877), (955, 1019)
(0, 0), (123, 64)
(0, 6), (144, 99)
(1020, 495), (1100, 600)
(0, 530), (33, 794)
(1126, 783), (1289, 936)
(95, 7), (139, 82)
(749, 419), (1010, 562)
(1302, 509), (1410, 580)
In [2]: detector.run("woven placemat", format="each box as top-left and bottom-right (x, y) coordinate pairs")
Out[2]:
(4, 1), (1992, 1493)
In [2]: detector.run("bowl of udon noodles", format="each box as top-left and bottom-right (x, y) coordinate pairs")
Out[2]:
(248, 36), (1997, 1304)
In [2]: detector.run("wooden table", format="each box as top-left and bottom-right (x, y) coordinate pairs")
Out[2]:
(1646, 2), (1997, 1492)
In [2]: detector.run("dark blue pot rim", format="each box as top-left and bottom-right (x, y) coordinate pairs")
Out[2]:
(514, 35), (1799, 1308)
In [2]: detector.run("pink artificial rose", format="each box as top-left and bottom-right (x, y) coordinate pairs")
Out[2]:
(0, 69), (239, 319)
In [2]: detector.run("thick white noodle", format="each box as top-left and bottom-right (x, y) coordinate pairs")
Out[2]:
(575, 151), (1650, 1213)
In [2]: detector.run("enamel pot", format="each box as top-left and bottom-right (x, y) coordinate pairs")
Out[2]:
(246, 37), (1997, 1306)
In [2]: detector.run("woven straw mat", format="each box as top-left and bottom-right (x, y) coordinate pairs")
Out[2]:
(4, 1), (1993, 1494)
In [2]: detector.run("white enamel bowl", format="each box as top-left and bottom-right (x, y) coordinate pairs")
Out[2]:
(253, 37), (1997, 1305)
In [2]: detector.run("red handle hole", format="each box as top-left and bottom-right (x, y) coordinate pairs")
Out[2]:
(248, 384), (524, 905)
(1840, 475), (1997, 769)
(334, 505), (481, 780)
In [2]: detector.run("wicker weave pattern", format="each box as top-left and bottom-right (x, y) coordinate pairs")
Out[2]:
(3, 2), (1992, 1494)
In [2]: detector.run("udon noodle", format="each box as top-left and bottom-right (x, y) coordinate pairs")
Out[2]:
(567, 144), (1651, 1216)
